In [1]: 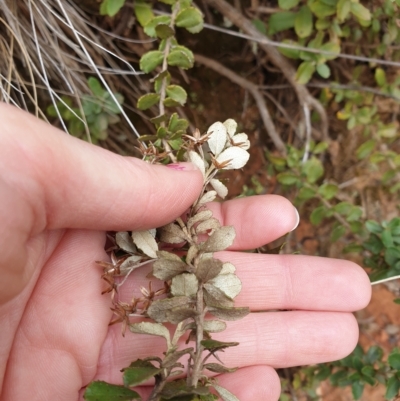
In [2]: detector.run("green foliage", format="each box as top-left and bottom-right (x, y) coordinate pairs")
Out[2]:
(281, 346), (400, 400)
(46, 77), (123, 143)
(100, 0), (126, 17)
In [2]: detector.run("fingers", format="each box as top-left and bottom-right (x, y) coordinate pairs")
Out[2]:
(0, 104), (203, 232)
(219, 253), (372, 312)
(207, 195), (299, 250)
(97, 311), (359, 378)
(214, 365), (281, 401)
(129, 366), (281, 401)
(118, 253), (371, 313)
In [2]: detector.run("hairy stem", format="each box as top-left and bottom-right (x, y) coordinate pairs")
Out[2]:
(190, 283), (205, 387)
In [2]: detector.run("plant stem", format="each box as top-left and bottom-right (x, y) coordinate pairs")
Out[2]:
(190, 283), (205, 387)
(158, 4), (180, 163)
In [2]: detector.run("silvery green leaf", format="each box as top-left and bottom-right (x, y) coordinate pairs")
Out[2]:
(166, 307), (197, 324)
(196, 257), (223, 282)
(202, 226), (236, 252)
(208, 306), (250, 321)
(220, 262), (236, 274)
(203, 319), (226, 332)
(213, 384), (240, 401)
(195, 217), (221, 235)
(223, 118), (237, 137)
(156, 250), (183, 262)
(203, 283), (234, 308)
(186, 245), (199, 265)
(159, 223), (190, 244)
(231, 133), (250, 150)
(197, 190), (217, 206)
(162, 348), (193, 368)
(171, 273), (199, 297)
(153, 257), (188, 281)
(147, 296), (191, 322)
(187, 210), (213, 230)
(129, 322), (171, 348)
(216, 147), (250, 170)
(187, 150), (206, 179)
(207, 121), (227, 156)
(210, 179), (228, 199)
(116, 231), (136, 253)
(209, 273), (242, 299)
(131, 230), (158, 258)
(120, 255), (144, 271)
(204, 363), (237, 374)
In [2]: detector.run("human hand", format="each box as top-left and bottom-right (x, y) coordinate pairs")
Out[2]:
(0, 104), (371, 401)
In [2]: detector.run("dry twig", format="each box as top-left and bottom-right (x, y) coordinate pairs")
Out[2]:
(195, 54), (286, 153)
(204, 0), (329, 141)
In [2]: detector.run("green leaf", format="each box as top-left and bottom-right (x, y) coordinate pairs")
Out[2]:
(100, 0), (126, 17)
(88, 77), (105, 98)
(388, 352), (400, 370)
(134, 2), (154, 27)
(167, 49), (194, 69)
(297, 186), (316, 201)
(166, 85), (187, 106)
(356, 140), (376, 159)
(155, 24), (175, 39)
(310, 205), (328, 225)
(168, 113), (189, 132)
(350, 2), (371, 21)
(175, 7), (203, 29)
(365, 346), (383, 364)
(352, 381), (364, 400)
(252, 18), (267, 35)
(316, 63), (331, 78)
(365, 220), (383, 234)
(296, 61), (316, 84)
(318, 42), (341, 61)
(277, 40), (300, 59)
(186, 21), (204, 34)
(295, 6), (313, 38)
(83, 381), (140, 401)
(268, 12), (296, 35)
(123, 363), (161, 387)
(302, 158), (324, 183)
(385, 247), (400, 266)
(144, 15), (171, 37)
(309, 1), (336, 18)
(277, 172), (299, 185)
(137, 93), (160, 110)
(318, 183), (338, 199)
(279, 0), (300, 10)
(385, 376), (400, 399)
(201, 339), (239, 352)
(313, 141), (328, 154)
(375, 68), (387, 87)
(140, 51), (164, 73)
(331, 224), (346, 242)
(337, 0), (351, 22)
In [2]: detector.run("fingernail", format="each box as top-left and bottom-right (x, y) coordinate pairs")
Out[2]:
(290, 207), (300, 232)
(166, 162), (198, 171)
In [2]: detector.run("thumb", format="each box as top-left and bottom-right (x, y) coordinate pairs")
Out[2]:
(0, 104), (204, 233)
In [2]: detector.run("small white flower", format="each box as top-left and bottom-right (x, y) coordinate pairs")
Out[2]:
(207, 122), (227, 156)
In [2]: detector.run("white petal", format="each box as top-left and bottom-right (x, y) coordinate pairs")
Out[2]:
(210, 179), (228, 199)
(223, 119), (237, 137)
(231, 133), (250, 150)
(216, 147), (250, 170)
(186, 150), (205, 179)
(207, 122), (227, 156)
